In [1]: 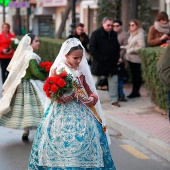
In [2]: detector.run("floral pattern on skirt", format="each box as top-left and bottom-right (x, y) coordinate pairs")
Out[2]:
(28, 101), (116, 170)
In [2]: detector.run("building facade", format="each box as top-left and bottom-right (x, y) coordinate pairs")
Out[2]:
(0, 0), (168, 37)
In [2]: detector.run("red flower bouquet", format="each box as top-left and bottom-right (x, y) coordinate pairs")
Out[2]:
(40, 61), (53, 72)
(43, 68), (74, 102)
(39, 61), (53, 77)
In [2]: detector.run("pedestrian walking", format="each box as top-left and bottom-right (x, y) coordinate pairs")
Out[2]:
(0, 33), (47, 141)
(113, 19), (129, 101)
(121, 19), (145, 98)
(89, 17), (120, 107)
(28, 38), (116, 170)
(0, 23), (15, 83)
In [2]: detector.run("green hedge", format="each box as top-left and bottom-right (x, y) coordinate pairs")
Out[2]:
(140, 47), (168, 112)
(36, 37), (66, 62)
(16, 36), (66, 62)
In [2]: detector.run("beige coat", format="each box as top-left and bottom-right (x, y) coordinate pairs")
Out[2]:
(117, 30), (129, 57)
(124, 28), (145, 63)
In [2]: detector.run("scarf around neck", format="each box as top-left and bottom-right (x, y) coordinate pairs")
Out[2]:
(154, 21), (170, 34)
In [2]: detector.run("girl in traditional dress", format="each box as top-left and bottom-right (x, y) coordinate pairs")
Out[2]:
(28, 38), (116, 170)
(0, 34), (47, 141)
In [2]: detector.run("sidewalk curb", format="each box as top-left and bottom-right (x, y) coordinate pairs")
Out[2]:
(105, 113), (170, 162)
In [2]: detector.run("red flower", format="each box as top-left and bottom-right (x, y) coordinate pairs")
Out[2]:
(43, 83), (50, 91)
(46, 77), (54, 84)
(59, 70), (67, 77)
(52, 76), (60, 84)
(40, 62), (46, 67)
(43, 68), (73, 101)
(39, 61), (53, 72)
(45, 65), (51, 72)
(46, 90), (51, 98)
(57, 78), (66, 88)
(51, 84), (59, 93)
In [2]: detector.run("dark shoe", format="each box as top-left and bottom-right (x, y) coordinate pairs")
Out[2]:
(97, 85), (108, 91)
(111, 102), (120, 107)
(22, 133), (29, 141)
(118, 96), (127, 102)
(101, 85), (108, 91)
(127, 93), (141, 98)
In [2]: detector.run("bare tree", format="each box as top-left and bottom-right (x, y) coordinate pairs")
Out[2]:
(56, 0), (71, 38)
(121, 0), (139, 31)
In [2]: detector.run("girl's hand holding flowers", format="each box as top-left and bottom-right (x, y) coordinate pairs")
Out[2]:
(84, 96), (95, 107)
(56, 93), (74, 103)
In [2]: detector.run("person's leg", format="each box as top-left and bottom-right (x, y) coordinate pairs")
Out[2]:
(118, 79), (127, 101)
(128, 61), (135, 94)
(118, 79), (124, 97)
(95, 76), (101, 89)
(0, 58), (11, 83)
(0, 59), (5, 83)
(22, 129), (30, 141)
(127, 62), (141, 98)
(108, 74), (120, 106)
(132, 63), (142, 94)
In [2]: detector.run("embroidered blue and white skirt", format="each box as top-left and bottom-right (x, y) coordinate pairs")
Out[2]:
(28, 100), (116, 170)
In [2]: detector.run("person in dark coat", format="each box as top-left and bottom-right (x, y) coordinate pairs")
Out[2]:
(89, 17), (120, 107)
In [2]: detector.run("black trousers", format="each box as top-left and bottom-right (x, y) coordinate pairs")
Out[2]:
(0, 58), (11, 84)
(128, 61), (142, 94)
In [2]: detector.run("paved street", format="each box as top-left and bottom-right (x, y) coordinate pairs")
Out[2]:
(110, 132), (170, 170)
(0, 127), (170, 170)
(0, 69), (170, 169)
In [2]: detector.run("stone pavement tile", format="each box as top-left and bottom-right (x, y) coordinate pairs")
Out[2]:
(98, 84), (170, 144)
(97, 83), (170, 161)
(110, 111), (170, 144)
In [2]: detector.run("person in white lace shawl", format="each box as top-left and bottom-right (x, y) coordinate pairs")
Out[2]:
(28, 38), (116, 170)
(0, 34), (47, 141)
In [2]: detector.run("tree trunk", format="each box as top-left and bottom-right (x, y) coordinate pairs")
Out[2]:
(15, 8), (22, 35)
(56, 0), (71, 38)
(3, 5), (5, 22)
(121, 0), (139, 31)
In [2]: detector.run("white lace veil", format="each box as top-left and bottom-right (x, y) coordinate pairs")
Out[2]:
(0, 34), (35, 116)
(48, 38), (110, 144)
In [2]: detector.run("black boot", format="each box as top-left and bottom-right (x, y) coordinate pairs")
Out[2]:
(127, 92), (140, 98)
(118, 95), (127, 102)
(22, 132), (29, 141)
